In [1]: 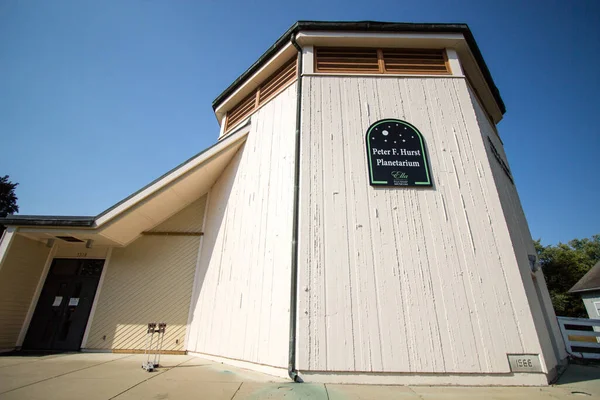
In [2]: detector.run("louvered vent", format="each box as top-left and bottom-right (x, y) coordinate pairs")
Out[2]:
(225, 90), (257, 131)
(259, 58), (297, 104)
(225, 56), (297, 132)
(315, 48), (380, 73)
(56, 236), (84, 243)
(383, 49), (448, 74)
(315, 47), (450, 75)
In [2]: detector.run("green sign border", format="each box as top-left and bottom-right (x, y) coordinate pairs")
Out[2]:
(365, 119), (432, 186)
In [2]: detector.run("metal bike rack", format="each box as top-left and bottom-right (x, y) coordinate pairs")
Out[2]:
(142, 322), (167, 372)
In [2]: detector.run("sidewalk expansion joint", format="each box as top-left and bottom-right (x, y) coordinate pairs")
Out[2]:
(230, 382), (243, 400)
(109, 357), (192, 399)
(0, 354), (135, 395)
(407, 386), (426, 400)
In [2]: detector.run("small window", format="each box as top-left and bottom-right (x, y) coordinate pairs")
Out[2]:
(594, 301), (600, 317)
(315, 47), (450, 75)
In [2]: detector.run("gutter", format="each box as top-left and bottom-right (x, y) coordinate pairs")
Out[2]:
(288, 33), (303, 383)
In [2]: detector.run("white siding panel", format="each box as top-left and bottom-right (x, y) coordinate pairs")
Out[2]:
(470, 87), (566, 370)
(187, 84), (297, 368)
(582, 293), (600, 319)
(298, 76), (545, 374)
(149, 195), (207, 233)
(85, 197), (206, 352)
(0, 235), (50, 349)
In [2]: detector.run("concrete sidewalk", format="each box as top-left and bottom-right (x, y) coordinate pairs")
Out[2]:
(0, 353), (598, 399)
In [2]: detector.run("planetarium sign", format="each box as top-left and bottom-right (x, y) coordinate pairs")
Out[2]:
(365, 119), (432, 187)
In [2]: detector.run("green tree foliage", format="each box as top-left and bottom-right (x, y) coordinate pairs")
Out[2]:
(536, 235), (600, 317)
(0, 175), (19, 235)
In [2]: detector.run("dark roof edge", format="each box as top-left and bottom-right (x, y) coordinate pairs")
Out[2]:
(0, 121), (251, 229)
(0, 216), (95, 227)
(568, 287), (600, 295)
(568, 260), (600, 294)
(211, 20), (506, 115)
(93, 119), (250, 221)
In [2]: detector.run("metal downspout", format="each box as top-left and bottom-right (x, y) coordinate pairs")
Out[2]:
(288, 33), (303, 383)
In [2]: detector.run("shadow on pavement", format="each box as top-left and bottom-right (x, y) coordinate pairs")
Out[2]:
(552, 361), (600, 397)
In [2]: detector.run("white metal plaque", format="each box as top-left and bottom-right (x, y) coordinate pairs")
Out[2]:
(507, 354), (543, 373)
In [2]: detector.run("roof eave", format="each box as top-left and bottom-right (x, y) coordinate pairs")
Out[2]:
(211, 20), (506, 115)
(0, 121), (251, 232)
(0, 216), (96, 227)
(568, 287), (600, 295)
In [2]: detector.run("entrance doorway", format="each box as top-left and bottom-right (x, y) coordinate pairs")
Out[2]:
(23, 258), (104, 351)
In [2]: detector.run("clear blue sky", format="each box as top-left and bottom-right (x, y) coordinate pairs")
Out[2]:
(1, 0), (598, 245)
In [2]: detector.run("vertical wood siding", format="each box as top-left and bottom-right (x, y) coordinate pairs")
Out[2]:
(85, 196), (206, 351)
(187, 84), (297, 368)
(471, 90), (566, 368)
(0, 235), (50, 349)
(297, 76), (545, 373)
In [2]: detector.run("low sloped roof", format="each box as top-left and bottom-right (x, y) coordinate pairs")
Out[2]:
(0, 123), (250, 246)
(569, 261), (600, 294)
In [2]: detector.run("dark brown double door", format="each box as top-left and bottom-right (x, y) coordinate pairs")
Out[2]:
(23, 258), (104, 351)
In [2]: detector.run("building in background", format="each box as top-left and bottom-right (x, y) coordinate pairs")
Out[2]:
(0, 21), (566, 385)
(570, 261), (600, 319)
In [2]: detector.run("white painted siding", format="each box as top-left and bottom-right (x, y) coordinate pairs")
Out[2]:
(297, 75), (546, 374)
(582, 292), (600, 319)
(0, 235), (50, 349)
(187, 84), (297, 368)
(471, 90), (567, 369)
(85, 197), (206, 352)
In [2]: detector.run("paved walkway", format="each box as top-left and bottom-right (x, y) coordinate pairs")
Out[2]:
(0, 353), (598, 399)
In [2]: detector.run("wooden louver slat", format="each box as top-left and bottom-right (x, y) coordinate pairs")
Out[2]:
(315, 47), (450, 75)
(258, 58), (297, 104)
(383, 49), (449, 74)
(225, 90), (257, 131)
(315, 48), (379, 73)
(225, 56), (297, 132)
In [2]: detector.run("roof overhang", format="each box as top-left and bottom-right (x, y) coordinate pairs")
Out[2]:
(568, 261), (600, 294)
(214, 43), (297, 124)
(568, 287), (600, 295)
(212, 21), (506, 124)
(2, 123), (250, 247)
(1, 215), (95, 227)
